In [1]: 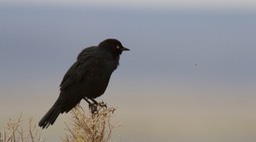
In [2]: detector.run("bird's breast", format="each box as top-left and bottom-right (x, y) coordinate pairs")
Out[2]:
(84, 60), (115, 98)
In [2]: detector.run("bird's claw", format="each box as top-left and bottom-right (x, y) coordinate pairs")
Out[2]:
(98, 101), (107, 108)
(88, 101), (107, 114)
(89, 103), (98, 114)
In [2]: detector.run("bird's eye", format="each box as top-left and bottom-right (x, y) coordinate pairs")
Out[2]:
(116, 45), (120, 49)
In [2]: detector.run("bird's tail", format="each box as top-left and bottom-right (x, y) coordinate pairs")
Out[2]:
(38, 101), (62, 129)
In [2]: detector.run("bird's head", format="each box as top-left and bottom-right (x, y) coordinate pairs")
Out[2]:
(99, 38), (129, 56)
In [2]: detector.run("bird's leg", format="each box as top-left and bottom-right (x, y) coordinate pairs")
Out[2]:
(88, 98), (98, 104)
(83, 97), (92, 104)
(83, 97), (98, 114)
(83, 97), (107, 114)
(89, 98), (107, 108)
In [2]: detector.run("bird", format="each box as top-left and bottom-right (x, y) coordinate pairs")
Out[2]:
(38, 38), (129, 129)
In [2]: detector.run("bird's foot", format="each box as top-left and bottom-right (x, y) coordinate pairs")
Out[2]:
(88, 101), (107, 114)
(98, 101), (107, 108)
(89, 103), (98, 114)
(84, 97), (107, 114)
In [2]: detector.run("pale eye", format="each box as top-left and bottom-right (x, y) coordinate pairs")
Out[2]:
(116, 45), (120, 49)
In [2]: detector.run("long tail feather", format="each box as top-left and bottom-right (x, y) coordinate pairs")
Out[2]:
(39, 103), (62, 129)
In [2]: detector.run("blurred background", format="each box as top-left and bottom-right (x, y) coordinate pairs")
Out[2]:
(1, 0), (256, 141)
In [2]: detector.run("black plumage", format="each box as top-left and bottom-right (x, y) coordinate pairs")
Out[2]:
(39, 39), (129, 129)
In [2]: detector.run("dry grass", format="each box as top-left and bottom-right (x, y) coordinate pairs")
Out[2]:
(1, 104), (117, 142)
(0, 114), (44, 142)
(63, 103), (115, 142)
(63, 104), (117, 142)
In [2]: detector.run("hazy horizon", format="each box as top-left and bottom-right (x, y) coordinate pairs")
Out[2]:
(1, 4), (256, 142)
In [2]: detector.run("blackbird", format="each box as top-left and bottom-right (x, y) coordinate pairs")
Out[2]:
(39, 39), (129, 129)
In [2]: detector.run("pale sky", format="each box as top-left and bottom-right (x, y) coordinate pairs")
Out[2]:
(1, 3), (256, 142)
(2, 0), (256, 9)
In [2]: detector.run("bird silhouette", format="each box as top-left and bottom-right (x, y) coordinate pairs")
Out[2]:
(39, 39), (129, 129)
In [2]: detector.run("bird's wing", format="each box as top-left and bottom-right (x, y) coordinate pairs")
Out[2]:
(59, 47), (97, 91)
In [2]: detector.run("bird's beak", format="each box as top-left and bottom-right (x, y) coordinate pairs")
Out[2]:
(122, 46), (130, 51)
